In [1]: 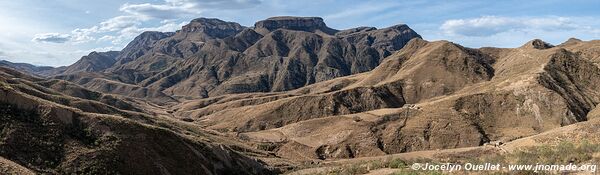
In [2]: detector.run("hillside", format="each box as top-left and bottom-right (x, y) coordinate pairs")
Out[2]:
(175, 38), (600, 162)
(0, 66), (279, 174)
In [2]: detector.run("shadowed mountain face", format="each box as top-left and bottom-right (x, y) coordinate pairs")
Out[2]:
(51, 16), (421, 99)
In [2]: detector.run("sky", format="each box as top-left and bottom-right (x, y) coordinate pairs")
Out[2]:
(0, 0), (599, 67)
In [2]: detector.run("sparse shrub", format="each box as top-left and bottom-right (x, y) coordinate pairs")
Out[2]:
(369, 160), (384, 169)
(345, 163), (369, 175)
(0, 81), (13, 90)
(256, 142), (279, 151)
(388, 158), (407, 168)
(511, 141), (600, 165)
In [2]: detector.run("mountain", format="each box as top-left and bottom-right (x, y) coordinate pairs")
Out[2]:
(54, 16), (421, 99)
(0, 60), (64, 76)
(62, 51), (120, 74)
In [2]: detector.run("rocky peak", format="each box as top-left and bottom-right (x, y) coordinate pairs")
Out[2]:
(522, 39), (554, 50)
(86, 51), (119, 60)
(559, 38), (583, 46)
(566, 37), (583, 43)
(376, 24), (421, 50)
(181, 18), (245, 38)
(110, 31), (173, 69)
(63, 51), (120, 74)
(254, 16), (338, 35)
(122, 31), (174, 53)
(401, 38), (430, 51)
(137, 31), (174, 41)
(386, 24), (414, 33)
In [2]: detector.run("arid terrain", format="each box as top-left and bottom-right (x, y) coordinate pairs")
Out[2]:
(1, 16), (600, 175)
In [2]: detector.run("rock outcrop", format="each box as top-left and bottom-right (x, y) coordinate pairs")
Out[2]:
(254, 16), (338, 35)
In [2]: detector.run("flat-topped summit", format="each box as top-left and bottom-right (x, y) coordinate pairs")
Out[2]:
(182, 17), (245, 38)
(254, 16), (337, 35)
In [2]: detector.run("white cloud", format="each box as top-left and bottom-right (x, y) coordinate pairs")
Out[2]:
(119, 0), (260, 20)
(119, 3), (198, 20)
(0, 49), (72, 66)
(98, 20), (186, 46)
(166, 0), (261, 10)
(0, 51), (7, 60)
(72, 46), (121, 54)
(32, 33), (71, 43)
(32, 28), (98, 44)
(153, 21), (188, 32)
(425, 16), (600, 48)
(325, 1), (401, 20)
(440, 16), (578, 37)
(98, 35), (116, 42)
(71, 27), (98, 43)
(99, 16), (143, 32)
(32, 0), (258, 46)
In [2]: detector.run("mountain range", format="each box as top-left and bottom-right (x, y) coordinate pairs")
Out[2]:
(39, 17), (420, 101)
(1, 16), (599, 174)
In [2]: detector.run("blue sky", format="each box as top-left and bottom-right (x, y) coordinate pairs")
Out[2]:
(1, 0), (599, 66)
